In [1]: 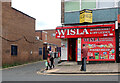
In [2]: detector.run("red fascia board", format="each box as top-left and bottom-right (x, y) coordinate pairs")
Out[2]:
(56, 24), (115, 29)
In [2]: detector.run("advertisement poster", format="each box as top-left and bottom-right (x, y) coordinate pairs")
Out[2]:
(81, 37), (116, 61)
(77, 38), (82, 61)
(61, 39), (68, 60)
(80, 9), (92, 23)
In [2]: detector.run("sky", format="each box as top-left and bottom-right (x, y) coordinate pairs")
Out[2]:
(12, 0), (61, 30)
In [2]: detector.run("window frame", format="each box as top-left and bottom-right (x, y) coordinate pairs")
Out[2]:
(39, 48), (42, 55)
(64, 0), (118, 12)
(11, 45), (18, 56)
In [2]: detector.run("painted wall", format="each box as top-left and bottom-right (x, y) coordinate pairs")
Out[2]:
(64, 11), (80, 24)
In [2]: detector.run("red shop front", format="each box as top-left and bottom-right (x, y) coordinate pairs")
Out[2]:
(56, 24), (116, 62)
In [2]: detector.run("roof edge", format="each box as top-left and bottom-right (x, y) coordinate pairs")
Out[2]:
(12, 7), (36, 20)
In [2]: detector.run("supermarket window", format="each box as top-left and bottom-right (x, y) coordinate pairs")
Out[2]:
(11, 45), (18, 56)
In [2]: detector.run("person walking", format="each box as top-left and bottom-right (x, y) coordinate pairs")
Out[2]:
(80, 44), (88, 71)
(50, 51), (55, 68)
(46, 49), (52, 70)
(46, 54), (52, 70)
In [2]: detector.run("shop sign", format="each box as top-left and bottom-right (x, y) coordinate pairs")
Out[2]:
(81, 37), (115, 61)
(56, 25), (115, 39)
(80, 9), (92, 23)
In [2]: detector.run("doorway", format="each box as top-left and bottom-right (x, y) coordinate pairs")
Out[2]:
(68, 38), (77, 61)
(43, 44), (47, 60)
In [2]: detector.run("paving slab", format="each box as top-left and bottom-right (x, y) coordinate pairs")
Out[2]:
(38, 62), (120, 75)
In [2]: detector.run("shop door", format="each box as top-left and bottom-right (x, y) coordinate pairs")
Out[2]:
(68, 38), (77, 61)
(43, 44), (47, 60)
(43, 47), (46, 59)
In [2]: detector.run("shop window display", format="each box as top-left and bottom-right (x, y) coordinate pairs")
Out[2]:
(81, 37), (115, 61)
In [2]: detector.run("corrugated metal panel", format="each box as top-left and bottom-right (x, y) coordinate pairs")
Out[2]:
(64, 8), (118, 24)
(64, 11), (80, 24)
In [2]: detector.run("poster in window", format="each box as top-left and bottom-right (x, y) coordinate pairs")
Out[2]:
(81, 37), (115, 61)
(61, 39), (68, 60)
(77, 38), (82, 61)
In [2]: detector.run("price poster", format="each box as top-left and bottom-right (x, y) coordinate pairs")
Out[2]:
(81, 37), (116, 61)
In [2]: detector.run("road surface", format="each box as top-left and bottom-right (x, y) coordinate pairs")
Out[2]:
(2, 59), (119, 82)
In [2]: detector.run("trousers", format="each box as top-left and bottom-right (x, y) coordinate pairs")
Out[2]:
(46, 62), (51, 70)
(81, 57), (86, 71)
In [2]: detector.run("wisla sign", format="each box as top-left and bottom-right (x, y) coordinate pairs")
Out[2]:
(56, 24), (115, 38)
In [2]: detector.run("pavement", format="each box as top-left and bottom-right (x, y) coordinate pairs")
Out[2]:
(37, 61), (120, 75)
(2, 59), (119, 81)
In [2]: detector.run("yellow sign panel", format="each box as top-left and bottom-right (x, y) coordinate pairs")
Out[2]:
(80, 9), (93, 23)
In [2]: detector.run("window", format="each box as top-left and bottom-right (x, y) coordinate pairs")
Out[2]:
(97, 0), (115, 9)
(36, 36), (39, 40)
(65, 0), (80, 12)
(45, 34), (47, 40)
(39, 48), (42, 55)
(11, 45), (18, 56)
(81, 0), (96, 10)
(64, 0), (118, 12)
(51, 33), (56, 37)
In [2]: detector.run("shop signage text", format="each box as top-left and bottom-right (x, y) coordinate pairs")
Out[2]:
(56, 26), (115, 38)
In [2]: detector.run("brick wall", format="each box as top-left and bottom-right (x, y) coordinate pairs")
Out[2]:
(36, 31), (42, 40)
(2, 2), (43, 65)
(36, 29), (61, 52)
(40, 29), (61, 47)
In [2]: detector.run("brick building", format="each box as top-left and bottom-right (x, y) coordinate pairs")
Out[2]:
(36, 29), (61, 59)
(1, 1), (43, 65)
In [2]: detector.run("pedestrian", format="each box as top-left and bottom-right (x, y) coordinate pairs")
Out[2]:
(80, 44), (88, 71)
(46, 53), (52, 70)
(50, 51), (55, 68)
(46, 49), (52, 70)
